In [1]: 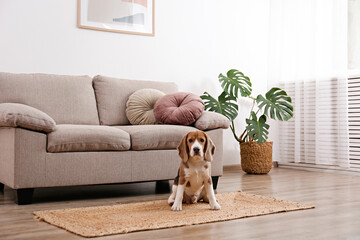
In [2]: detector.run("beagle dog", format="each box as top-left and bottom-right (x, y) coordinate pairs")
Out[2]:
(168, 130), (221, 211)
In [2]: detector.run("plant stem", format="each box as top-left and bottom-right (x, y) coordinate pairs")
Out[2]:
(244, 133), (249, 142)
(239, 129), (247, 142)
(233, 96), (259, 143)
(249, 96), (257, 100)
(242, 98), (256, 142)
(249, 98), (256, 119)
(230, 121), (241, 143)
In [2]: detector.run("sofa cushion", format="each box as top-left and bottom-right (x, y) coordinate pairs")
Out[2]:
(93, 75), (178, 125)
(0, 72), (99, 125)
(126, 88), (165, 125)
(115, 125), (196, 150)
(47, 125), (130, 153)
(0, 103), (56, 133)
(194, 111), (230, 130)
(154, 92), (204, 125)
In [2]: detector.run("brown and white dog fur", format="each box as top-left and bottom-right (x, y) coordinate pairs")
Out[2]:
(168, 130), (221, 211)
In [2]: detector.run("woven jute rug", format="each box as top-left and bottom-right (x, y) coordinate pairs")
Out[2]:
(33, 191), (314, 238)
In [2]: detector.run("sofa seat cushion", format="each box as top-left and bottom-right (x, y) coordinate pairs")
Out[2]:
(47, 125), (130, 153)
(115, 125), (196, 150)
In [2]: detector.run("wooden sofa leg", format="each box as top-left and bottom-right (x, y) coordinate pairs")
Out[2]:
(0, 183), (4, 193)
(16, 188), (34, 205)
(155, 180), (170, 193)
(212, 176), (219, 190)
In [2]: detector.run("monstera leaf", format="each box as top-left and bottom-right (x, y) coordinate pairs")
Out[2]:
(246, 112), (269, 144)
(256, 87), (293, 121)
(219, 69), (252, 98)
(200, 91), (238, 121)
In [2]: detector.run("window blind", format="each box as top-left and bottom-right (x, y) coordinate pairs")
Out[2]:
(277, 78), (349, 168)
(348, 76), (360, 169)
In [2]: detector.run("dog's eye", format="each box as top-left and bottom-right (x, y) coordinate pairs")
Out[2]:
(189, 139), (193, 143)
(200, 139), (205, 143)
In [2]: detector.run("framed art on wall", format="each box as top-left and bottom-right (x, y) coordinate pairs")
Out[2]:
(78, 0), (154, 36)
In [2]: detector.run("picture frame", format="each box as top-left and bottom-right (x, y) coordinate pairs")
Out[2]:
(77, 0), (154, 36)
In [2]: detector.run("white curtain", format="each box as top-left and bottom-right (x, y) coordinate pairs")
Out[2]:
(268, 0), (349, 167)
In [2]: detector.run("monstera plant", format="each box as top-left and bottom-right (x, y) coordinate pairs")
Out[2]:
(200, 69), (294, 174)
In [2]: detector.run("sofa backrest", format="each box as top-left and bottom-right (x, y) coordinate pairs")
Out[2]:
(0, 72), (100, 125)
(93, 75), (178, 125)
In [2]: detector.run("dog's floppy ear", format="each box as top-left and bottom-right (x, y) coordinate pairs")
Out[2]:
(177, 133), (189, 163)
(204, 134), (215, 162)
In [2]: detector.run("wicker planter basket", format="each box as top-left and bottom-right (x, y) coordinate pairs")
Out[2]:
(240, 141), (273, 174)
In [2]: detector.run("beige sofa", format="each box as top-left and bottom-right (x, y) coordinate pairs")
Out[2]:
(0, 72), (229, 204)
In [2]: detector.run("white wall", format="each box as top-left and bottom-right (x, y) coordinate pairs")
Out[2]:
(349, 0), (360, 70)
(0, 0), (269, 165)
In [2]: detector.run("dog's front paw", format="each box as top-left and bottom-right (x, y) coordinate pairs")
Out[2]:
(210, 201), (221, 210)
(168, 197), (175, 206)
(171, 202), (182, 211)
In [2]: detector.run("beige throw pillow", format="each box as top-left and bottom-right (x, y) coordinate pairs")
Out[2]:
(194, 111), (230, 130)
(0, 103), (56, 133)
(126, 89), (165, 125)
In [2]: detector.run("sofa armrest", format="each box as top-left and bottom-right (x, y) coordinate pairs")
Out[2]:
(194, 111), (230, 131)
(0, 103), (56, 133)
(0, 127), (47, 189)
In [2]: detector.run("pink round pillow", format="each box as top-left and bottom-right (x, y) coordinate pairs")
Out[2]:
(154, 92), (204, 125)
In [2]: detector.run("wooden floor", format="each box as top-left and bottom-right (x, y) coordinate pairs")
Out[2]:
(1, 166), (360, 240)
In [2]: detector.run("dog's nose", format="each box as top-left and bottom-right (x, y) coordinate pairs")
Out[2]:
(193, 147), (200, 154)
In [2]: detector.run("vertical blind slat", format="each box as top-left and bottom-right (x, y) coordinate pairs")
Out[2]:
(349, 76), (360, 169)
